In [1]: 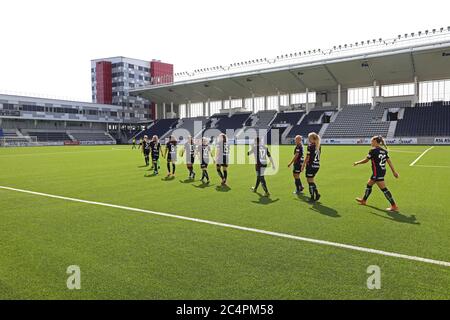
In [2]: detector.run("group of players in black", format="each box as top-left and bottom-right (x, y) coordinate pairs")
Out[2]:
(138, 132), (399, 211)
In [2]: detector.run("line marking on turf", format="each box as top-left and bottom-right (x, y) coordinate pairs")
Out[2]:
(413, 164), (450, 169)
(0, 185), (449, 268)
(409, 146), (434, 167)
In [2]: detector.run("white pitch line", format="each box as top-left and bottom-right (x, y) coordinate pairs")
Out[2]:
(0, 185), (449, 268)
(414, 164), (450, 169)
(409, 146), (435, 167)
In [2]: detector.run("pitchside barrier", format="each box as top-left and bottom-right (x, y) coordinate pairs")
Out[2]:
(0, 136), (38, 147)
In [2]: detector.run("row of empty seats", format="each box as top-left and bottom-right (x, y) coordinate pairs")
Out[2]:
(323, 105), (390, 138)
(69, 132), (114, 142)
(135, 118), (179, 140)
(395, 105), (450, 137)
(27, 131), (71, 142)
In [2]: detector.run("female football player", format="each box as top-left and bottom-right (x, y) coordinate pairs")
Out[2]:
(216, 133), (229, 186)
(248, 137), (275, 197)
(353, 135), (399, 212)
(142, 135), (151, 166)
(149, 135), (162, 175)
(164, 135), (178, 177)
(181, 136), (196, 180)
(287, 135), (304, 194)
(301, 132), (322, 202)
(197, 137), (214, 184)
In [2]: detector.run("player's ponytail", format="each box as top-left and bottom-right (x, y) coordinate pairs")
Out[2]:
(309, 132), (321, 149)
(372, 135), (387, 149)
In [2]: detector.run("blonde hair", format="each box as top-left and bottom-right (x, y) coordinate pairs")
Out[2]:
(372, 135), (387, 149)
(308, 132), (321, 149)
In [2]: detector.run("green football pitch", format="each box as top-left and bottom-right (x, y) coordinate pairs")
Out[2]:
(0, 145), (449, 300)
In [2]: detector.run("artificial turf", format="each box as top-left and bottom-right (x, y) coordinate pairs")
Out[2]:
(0, 145), (449, 299)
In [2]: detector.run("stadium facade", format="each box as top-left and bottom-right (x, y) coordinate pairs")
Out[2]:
(1, 27), (450, 147)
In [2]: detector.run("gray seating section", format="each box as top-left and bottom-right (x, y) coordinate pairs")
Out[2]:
(28, 131), (71, 142)
(323, 105), (390, 138)
(168, 116), (207, 138)
(70, 132), (115, 142)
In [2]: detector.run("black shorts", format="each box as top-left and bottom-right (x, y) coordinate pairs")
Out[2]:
(201, 161), (209, 169)
(186, 156), (195, 165)
(370, 172), (385, 181)
(144, 150), (150, 156)
(167, 154), (176, 162)
(293, 162), (302, 174)
(152, 155), (159, 161)
(256, 164), (267, 176)
(305, 166), (319, 178)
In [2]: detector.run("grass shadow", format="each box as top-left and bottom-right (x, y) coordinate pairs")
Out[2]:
(161, 176), (176, 182)
(179, 179), (196, 184)
(366, 205), (420, 225)
(251, 192), (280, 205)
(296, 193), (340, 218)
(193, 182), (215, 189)
(138, 165), (149, 168)
(215, 185), (231, 192)
(144, 172), (159, 178)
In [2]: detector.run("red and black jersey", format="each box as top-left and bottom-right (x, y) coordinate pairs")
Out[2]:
(149, 141), (160, 156)
(293, 144), (304, 165)
(367, 147), (389, 177)
(307, 144), (321, 168)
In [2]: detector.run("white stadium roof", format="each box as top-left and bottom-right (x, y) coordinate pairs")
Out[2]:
(130, 28), (450, 104)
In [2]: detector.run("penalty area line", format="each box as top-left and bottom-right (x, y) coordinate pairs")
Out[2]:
(0, 185), (449, 268)
(409, 146), (434, 167)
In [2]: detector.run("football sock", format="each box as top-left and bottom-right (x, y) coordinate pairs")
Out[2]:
(260, 176), (268, 193)
(254, 176), (260, 191)
(217, 169), (223, 179)
(167, 162), (171, 173)
(363, 185), (373, 200)
(382, 187), (396, 205)
(172, 164), (176, 174)
(295, 178), (301, 192)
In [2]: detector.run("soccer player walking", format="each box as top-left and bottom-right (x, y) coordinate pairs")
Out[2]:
(301, 132), (322, 202)
(149, 135), (162, 175)
(248, 137), (275, 197)
(197, 137), (214, 184)
(216, 133), (230, 186)
(181, 136), (197, 180)
(142, 135), (151, 167)
(287, 135), (305, 194)
(164, 135), (178, 177)
(353, 135), (400, 212)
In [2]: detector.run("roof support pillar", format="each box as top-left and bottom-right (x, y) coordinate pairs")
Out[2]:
(337, 84), (342, 111)
(207, 99), (211, 116)
(154, 103), (158, 120)
(251, 94), (255, 113)
(163, 102), (166, 119)
(372, 80), (378, 107)
(229, 96), (232, 109)
(287, 93), (291, 107)
(202, 101), (206, 116)
(277, 91), (281, 111)
(187, 101), (191, 118)
(170, 102), (174, 115)
(305, 88), (310, 113)
(264, 96), (268, 111)
(414, 76), (419, 106)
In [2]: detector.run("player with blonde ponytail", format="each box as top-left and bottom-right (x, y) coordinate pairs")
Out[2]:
(301, 132), (322, 202)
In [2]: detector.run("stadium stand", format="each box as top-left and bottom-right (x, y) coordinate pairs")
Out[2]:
(26, 131), (71, 142)
(165, 116), (208, 138)
(267, 111), (304, 144)
(395, 103), (450, 137)
(214, 113), (252, 132)
(135, 118), (179, 140)
(69, 131), (115, 143)
(236, 110), (277, 140)
(287, 110), (334, 138)
(0, 128), (3, 137)
(322, 105), (390, 138)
